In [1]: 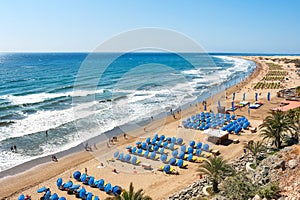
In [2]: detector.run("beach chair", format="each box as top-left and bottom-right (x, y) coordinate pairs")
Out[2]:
(196, 157), (204, 163)
(205, 153), (212, 158)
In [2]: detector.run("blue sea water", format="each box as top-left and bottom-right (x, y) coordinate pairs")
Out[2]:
(0, 52), (256, 171)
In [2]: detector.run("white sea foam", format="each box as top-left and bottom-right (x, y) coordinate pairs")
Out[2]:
(0, 89), (104, 105)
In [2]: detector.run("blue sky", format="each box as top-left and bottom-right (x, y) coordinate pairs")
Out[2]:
(0, 0), (299, 53)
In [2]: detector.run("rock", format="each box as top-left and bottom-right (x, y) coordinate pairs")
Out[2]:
(253, 194), (261, 200)
(274, 160), (286, 170)
(288, 159), (298, 169)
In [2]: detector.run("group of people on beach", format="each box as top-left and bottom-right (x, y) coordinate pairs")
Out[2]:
(10, 145), (17, 153)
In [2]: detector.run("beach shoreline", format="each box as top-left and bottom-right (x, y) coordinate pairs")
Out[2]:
(1, 55), (299, 199)
(0, 56), (256, 178)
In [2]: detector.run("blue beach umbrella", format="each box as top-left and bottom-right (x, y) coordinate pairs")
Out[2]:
(151, 138), (156, 144)
(141, 142), (147, 149)
(44, 191), (51, 199)
(88, 177), (95, 186)
(181, 145), (186, 152)
(124, 154), (131, 162)
(79, 187), (86, 198)
(218, 100), (221, 108)
(136, 141), (141, 146)
(188, 147), (194, 154)
(204, 103), (207, 111)
(196, 142), (202, 149)
(73, 171), (81, 180)
(172, 150), (178, 157)
(267, 92), (270, 102)
(195, 149), (202, 156)
(150, 152), (156, 160)
(144, 150), (149, 157)
(137, 149), (143, 155)
(132, 147), (137, 154)
(97, 179), (105, 189)
(94, 196), (99, 200)
(70, 184), (80, 190)
(63, 181), (73, 189)
(231, 101), (235, 111)
(86, 192), (93, 200)
(153, 145), (159, 152)
(18, 194), (25, 200)
(169, 143), (175, 150)
(177, 159), (184, 167)
(164, 165), (171, 173)
(119, 153), (124, 160)
(171, 137), (176, 143)
(112, 186), (122, 196)
(255, 93), (258, 101)
(187, 153), (193, 161)
(243, 93), (246, 101)
(146, 137), (150, 144)
(131, 156), (137, 164)
(50, 193), (59, 200)
(179, 151), (185, 159)
(160, 147), (165, 154)
(189, 140), (195, 147)
(157, 140), (162, 147)
(169, 157), (176, 165)
(80, 173), (87, 182)
(160, 135), (165, 141)
(203, 144), (210, 151)
(114, 151), (119, 158)
(160, 154), (167, 162)
(37, 187), (47, 193)
(163, 141), (168, 147)
(56, 178), (63, 187)
(232, 92), (235, 101)
(104, 183), (112, 193)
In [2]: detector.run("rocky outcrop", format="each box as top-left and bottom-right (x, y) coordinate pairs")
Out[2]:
(167, 145), (300, 200)
(167, 179), (209, 200)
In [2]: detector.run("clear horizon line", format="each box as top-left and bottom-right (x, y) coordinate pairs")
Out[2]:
(0, 51), (300, 55)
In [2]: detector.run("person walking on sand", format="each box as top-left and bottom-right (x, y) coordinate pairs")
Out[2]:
(46, 130), (48, 138)
(85, 167), (88, 175)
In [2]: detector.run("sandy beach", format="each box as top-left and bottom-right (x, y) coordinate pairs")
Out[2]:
(1, 56), (300, 200)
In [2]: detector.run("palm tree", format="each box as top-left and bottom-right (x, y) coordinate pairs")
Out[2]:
(106, 182), (152, 200)
(198, 156), (235, 193)
(244, 140), (266, 166)
(259, 110), (297, 149)
(287, 108), (300, 143)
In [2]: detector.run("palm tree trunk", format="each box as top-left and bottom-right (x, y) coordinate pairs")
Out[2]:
(212, 179), (219, 193)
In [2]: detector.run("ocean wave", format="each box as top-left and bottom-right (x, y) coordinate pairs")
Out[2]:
(0, 89), (104, 105)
